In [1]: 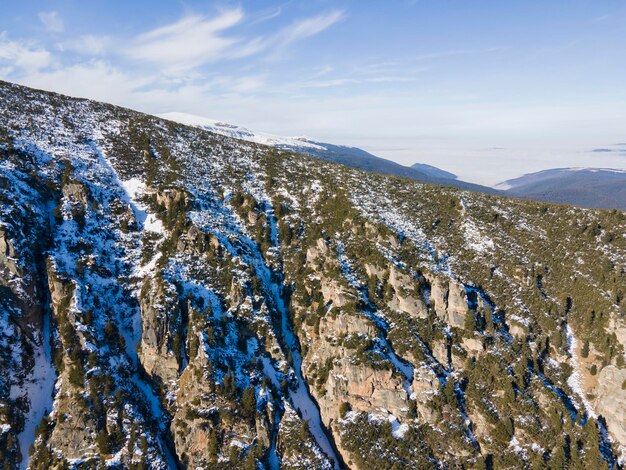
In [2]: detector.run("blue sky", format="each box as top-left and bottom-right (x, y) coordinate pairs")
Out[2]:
(1, 1), (626, 185)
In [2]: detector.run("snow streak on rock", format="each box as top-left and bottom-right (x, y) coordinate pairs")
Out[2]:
(11, 315), (56, 470)
(336, 240), (415, 396)
(189, 184), (339, 467)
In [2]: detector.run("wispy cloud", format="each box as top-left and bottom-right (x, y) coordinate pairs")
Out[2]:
(61, 35), (110, 55)
(299, 78), (358, 88)
(314, 65), (334, 77)
(350, 48), (503, 79)
(38, 11), (65, 33)
(255, 9), (345, 63)
(297, 74), (419, 89)
(413, 47), (504, 62)
(0, 33), (51, 76)
(249, 5), (284, 25)
(274, 10), (344, 47)
(0, 5), (344, 99)
(122, 8), (343, 73)
(19, 60), (152, 104)
(368, 75), (420, 83)
(297, 58), (427, 90)
(124, 9), (247, 72)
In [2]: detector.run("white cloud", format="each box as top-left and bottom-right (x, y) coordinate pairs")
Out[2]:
(226, 75), (267, 93)
(0, 33), (51, 76)
(122, 8), (344, 74)
(249, 6), (283, 25)
(297, 76), (411, 89)
(299, 78), (358, 88)
(38, 11), (65, 33)
(17, 60), (153, 106)
(124, 9), (246, 73)
(413, 48), (504, 62)
(10, 54), (268, 113)
(62, 35), (110, 55)
(367, 75), (420, 83)
(314, 65), (334, 77)
(275, 10), (344, 47)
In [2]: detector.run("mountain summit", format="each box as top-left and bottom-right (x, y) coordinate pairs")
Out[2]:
(0, 81), (625, 469)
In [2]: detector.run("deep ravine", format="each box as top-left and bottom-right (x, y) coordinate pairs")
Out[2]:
(188, 188), (341, 467)
(244, 196), (341, 467)
(13, 312), (56, 470)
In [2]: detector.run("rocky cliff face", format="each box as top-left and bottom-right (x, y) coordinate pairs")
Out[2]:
(0, 80), (625, 469)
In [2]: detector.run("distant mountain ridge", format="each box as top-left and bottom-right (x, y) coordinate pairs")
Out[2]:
(497, 167), (626, 210)
(163, 113), (626, 211)
(160, 112), (495, 194)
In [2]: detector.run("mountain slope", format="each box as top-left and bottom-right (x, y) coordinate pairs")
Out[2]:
(411, 162), (457, 180)
(498, 168), (626, 210)
(160, 112), (496, 194)
(0, 80), (625, 469)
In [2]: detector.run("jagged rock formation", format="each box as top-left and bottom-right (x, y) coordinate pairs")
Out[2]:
(0, 80), (625, 469)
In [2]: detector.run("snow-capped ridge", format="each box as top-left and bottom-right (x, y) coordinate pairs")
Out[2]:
(159, 112), (327, 151)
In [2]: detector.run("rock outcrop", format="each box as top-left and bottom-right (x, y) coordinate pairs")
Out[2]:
(386, 266), (428, 319)
(138, 276), (182, 388)
(593, 365), (626, 457)
(426, 274), (469, 328)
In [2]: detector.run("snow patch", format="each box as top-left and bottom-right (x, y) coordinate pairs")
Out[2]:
(160, 112), (326, 151)
(462, 218), (495, 253)
(565, 324), (596, 418)
(11, 315), (56, 470)
(120, 178), (165, 235)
